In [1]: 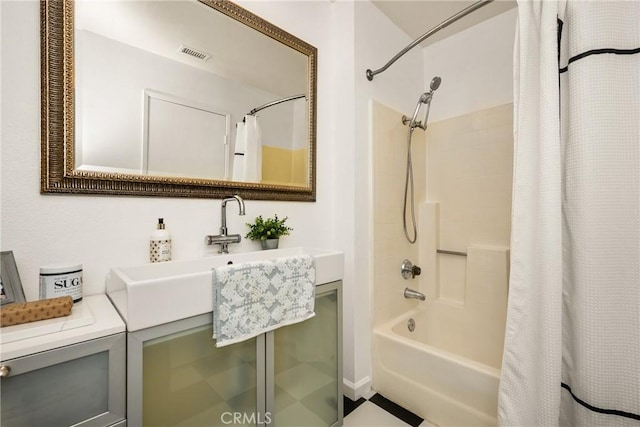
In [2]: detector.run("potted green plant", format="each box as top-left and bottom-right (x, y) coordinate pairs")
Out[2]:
(245, 214), (293, 250)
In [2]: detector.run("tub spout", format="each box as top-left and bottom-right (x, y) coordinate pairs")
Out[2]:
(404, 288), (426, 301)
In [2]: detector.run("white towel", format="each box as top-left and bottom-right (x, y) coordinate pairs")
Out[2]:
(212, 255), (315, 347)
(232, 115), (262, 182)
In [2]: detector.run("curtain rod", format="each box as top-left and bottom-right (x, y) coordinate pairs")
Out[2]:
(366, 0), (494, 81)
(247, 94), (307, 116)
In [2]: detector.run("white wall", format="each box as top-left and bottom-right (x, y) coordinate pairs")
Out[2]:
(352, 0), (426, 398)
(423, 8), (517, 122)
(257, 101), (301, 150)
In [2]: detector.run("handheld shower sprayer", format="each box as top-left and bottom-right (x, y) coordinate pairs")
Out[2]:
(403, 76), (442, 131)
(401, 76), (442, 244)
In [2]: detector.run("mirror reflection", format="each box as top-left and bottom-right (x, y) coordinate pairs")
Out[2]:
(74, 0), (310, 187)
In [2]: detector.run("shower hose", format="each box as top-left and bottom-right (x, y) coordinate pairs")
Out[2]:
(403, 126), (417, 244)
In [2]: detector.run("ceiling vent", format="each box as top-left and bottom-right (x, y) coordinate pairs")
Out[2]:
(178, 45), (211, 62)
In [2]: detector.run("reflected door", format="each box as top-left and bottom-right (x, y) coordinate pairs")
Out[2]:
(145, 91), (229, 180)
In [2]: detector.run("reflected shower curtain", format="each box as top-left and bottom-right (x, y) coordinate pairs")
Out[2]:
(498, 1), (640, 426)
(232, 115), (262, 182)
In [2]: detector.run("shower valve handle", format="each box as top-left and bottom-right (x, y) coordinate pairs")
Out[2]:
(401, 259), (421, 279)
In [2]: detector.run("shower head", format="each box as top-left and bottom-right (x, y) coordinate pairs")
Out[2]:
(418, 76), (442, 104)
(406, 76), (442, 130)
(430, 76), (442, 91)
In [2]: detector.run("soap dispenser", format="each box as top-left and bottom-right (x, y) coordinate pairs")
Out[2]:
(150, 218), (172, 263)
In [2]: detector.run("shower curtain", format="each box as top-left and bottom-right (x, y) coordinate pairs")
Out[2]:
(232, 115), (262, 182)
(498, 1), (639, 426)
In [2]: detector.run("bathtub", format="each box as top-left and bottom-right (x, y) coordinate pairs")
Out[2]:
(372, 308), (501, 426)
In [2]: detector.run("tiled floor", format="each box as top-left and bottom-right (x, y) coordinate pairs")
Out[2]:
(343, 394), (436, 427)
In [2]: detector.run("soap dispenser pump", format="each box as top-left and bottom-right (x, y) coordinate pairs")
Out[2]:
(150, 218), (172, 263)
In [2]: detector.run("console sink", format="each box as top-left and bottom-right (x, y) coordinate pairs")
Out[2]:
(106, 247), (344, 331)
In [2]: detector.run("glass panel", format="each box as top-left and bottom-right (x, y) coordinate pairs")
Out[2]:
(1, 352), (109, 426)
(273, 290), (339, 426)
(142, 324), (257, 427)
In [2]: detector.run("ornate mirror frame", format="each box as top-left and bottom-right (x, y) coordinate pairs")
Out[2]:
(41, 0), (317, 201)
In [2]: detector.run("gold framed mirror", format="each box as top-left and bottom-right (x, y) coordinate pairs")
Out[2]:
(41, 0), (317, 201)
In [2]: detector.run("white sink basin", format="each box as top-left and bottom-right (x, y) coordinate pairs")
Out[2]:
(106, 247), (344, 331)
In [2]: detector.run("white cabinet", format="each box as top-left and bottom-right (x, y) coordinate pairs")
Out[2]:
(127, 281), (343, 427)
(0, 333), (126, 427)
(0, 295), (127, 427)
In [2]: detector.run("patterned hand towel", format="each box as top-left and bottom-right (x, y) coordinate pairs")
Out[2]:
(212, 254), (315, 347)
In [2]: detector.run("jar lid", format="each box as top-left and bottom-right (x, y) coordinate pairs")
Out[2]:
(39, 264), (83, 275)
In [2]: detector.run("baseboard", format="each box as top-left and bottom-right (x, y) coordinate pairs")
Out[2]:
(343, 376), (372, 401)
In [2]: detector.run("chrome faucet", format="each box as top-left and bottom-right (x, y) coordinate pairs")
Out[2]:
(205, 195), (246, 254)
(404, 288), (426, 301)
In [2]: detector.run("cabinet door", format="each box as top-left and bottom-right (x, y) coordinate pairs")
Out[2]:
(128, 314), (265, 427)
(0, 333), (126, 427)
(269, 281), (343, 427)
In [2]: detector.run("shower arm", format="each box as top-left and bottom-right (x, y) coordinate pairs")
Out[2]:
(365, 0), (494, 81)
